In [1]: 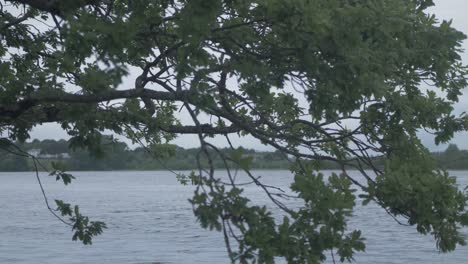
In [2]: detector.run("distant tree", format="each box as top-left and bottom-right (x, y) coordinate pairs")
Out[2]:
(1, 0), (468, 262)
(445, 144), (460, 156)
(38, 139), (69, 154)
(433, 144), (468, 170)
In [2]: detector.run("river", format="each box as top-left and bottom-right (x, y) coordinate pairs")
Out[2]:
(1, 170), (467, 263)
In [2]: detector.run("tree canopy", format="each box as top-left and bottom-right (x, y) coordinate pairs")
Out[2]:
(1, 0), (468, 262)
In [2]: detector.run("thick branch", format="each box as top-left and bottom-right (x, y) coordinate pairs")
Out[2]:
(0, 102), (242, 135)
(33, 89), (189, 103)
(160, 124), (241, 135)
(0, 89), (192, 119)
(1, 10), (33, 30)
(7, 0), (101, 16)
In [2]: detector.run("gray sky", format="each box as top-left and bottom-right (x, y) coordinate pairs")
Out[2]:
(30, 0), (468, 151)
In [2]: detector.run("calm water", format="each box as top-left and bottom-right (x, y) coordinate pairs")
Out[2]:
(1, 170), (467, 263)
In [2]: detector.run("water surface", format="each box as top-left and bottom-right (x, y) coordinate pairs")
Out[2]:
(1, 170), (467, 263)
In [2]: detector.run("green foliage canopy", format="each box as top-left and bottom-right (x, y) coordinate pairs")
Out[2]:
(1, 0), (468, 262)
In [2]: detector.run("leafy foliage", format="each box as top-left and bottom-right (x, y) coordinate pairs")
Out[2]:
(49, 161), (75, 185)
(55, 200), (107, 245)
(1, 0), (468, 262)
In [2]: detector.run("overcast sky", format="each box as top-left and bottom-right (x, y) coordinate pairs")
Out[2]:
(30, 0), (468, 151)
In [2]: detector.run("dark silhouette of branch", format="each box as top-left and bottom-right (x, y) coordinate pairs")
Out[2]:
(1, 10), (33, 29)
(6, 0), (101, 16)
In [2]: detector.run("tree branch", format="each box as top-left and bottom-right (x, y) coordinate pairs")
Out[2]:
(6, 0), (101, 16)
(1, 10), (33, 30)
(0, 89), (192, 118)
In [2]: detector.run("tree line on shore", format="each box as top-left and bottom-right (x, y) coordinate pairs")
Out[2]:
(0, 139), (467, 172)
(0, 138), (289, 171)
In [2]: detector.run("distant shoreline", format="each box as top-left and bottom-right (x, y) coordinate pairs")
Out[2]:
(1, 139), (468, 171)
